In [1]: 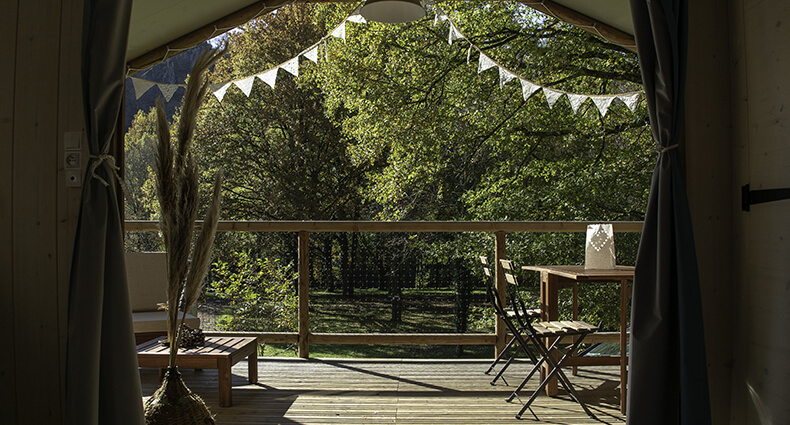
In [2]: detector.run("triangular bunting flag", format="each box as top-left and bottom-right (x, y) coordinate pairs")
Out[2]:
(234, 76), (256, 97)
(131, 77), (156, 99)
(210, 82), (232, 102)
(331, 22), (346, 42)
(158, 84), (180, 102)
(520, 79), (540, 100)
(478, 53), (497, 74)
(467, 45), (473, 64)
(543, 87), (564, 108)
(257, 68), (278, 89)
(568, 94), (588, 113)
(304, 45), (319, 63)
(619, 93), (641, 112)
(591, 96), (616, 117)
(347, 14), (366, 24)
(281, 58), (299, 78)
(434, 10), (449, 26)
(499, 67), (516, 89)
(448, 23), (464, 45)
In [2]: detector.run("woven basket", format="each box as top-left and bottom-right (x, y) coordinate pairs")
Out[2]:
(144, 367), (215, 425)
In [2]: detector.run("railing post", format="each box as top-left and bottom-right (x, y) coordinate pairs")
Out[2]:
(494, 231), (506, 357)
(298, 231), (310, 358)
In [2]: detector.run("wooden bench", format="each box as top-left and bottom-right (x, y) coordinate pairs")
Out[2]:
(137, 336), (258, 407)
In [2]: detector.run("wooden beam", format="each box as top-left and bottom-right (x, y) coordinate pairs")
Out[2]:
(309, 333), (497, 345)
(125, 220), (645, 233)
(127, 0), (636, 73)
(516, 0), (636, 51)
(298, 231), (310, 358)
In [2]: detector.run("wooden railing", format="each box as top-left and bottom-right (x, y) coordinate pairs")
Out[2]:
(125, 220), (643, 358)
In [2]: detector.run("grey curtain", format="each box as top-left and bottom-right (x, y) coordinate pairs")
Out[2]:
(627, 1), (712, 424)
(65, 0), (144, 424)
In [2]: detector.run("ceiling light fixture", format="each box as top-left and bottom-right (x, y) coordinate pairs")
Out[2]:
(359, 0), (426, 24)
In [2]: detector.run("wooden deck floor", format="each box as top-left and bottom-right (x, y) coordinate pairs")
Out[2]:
(140, 358), (626, 424)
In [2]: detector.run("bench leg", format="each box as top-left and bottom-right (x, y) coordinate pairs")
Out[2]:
(218, 358), (232, 407)
(248, 349), (258, 384)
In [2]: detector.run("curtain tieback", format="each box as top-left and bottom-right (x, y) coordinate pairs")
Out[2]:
(89, 154), (129, 198)
(656, 144), (679, 154)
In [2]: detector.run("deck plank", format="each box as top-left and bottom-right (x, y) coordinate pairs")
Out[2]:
(140, 358), (626, 424)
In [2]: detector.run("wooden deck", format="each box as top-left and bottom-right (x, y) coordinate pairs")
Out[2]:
(140, 358), (626, 424)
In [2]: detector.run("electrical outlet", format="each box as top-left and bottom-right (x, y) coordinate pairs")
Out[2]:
(65, 152), (81, 169)
(65, 170), (81, 187)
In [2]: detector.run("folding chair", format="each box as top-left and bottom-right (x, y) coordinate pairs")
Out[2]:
(496, 261), (598, 420)
(481, 257), (541, 386)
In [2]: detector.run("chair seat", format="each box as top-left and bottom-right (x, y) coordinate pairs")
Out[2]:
(531, 320), (597, 337)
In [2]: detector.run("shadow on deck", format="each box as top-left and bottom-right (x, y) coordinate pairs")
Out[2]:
(140, 358), (626, 424)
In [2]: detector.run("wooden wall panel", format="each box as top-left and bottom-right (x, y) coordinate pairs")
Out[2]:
(684, 0), (735, 423)
(56, 0), (85, 420)
(736, 1), (790, 423)
(12, 0), (64, 422)
(0, 0), (19, 424)
(727, 0), (750, 423)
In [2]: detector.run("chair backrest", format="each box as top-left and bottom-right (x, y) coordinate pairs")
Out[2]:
(125, 252), (168, 312)
(499, 259), (540, 328)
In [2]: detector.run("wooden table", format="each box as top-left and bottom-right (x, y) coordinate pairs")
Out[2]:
(522, 265), (633, 413)
(137, 336), (258, 407)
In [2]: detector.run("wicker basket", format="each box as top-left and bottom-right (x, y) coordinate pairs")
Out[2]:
(144, 367), (215, 425)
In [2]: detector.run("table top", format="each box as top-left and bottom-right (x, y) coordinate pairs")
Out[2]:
(137, 336), (257, 358)
(521, 265), (634, 281)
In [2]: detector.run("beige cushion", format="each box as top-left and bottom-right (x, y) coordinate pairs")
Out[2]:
(132, 310), (200, 333)
(125, 252), (168, 312)
(126, 251), (201, 332)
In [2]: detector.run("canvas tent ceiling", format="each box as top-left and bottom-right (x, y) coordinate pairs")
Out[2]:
(127, 0), (633, 71)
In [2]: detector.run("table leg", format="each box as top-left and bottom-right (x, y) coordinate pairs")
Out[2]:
(218, 358), (232, 407)
(542, 272), (560, 396)
(248, 346), (258, 384)
(620, 277), (628, 414)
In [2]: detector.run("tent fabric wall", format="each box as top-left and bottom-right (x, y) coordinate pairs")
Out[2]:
(64, 0), (145, 423)
(627, 0), (712, 424)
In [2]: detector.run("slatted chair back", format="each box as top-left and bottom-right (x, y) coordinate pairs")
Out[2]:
(498, 259), (541, 322)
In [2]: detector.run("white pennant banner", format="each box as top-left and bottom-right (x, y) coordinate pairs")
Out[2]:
(347, 14), (366, 24)
(591, 96), (616, 117)
(434, 11), (449, 26)
(499, 67), (516, 89)
(159, 4), (645, 118)
(158, 84), (180, 102)
(568, 93), (588, 113)
(478, 53), (497, 74)
(448, 23), (464, 45)
(257, 68), (278, 89)
(281, 57), (299, 78)
(211, 82), (232, 102)
(331, 22), (346, 41)
(619, 93), (641, 112)
(131, 77), (156, 99)
(235, 76), (256, 97)
(520, 79), (540, 100)
(304, 45), (319, 63)
(543, 87), (564, 108)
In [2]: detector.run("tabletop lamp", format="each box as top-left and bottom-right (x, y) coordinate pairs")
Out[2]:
(359, 0), (426, 23)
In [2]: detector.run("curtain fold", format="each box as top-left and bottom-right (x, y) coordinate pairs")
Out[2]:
(65, 0), (144, 424)
(627, 1), (712, 424)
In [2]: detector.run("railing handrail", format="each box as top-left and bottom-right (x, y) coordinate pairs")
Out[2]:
(124, 220), (644, 233)
(124, 219), (643, 358)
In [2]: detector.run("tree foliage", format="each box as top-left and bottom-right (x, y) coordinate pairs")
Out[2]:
(125, 2), (653, 332)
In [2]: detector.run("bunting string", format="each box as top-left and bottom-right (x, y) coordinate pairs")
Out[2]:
(129, 2), (643, 117)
